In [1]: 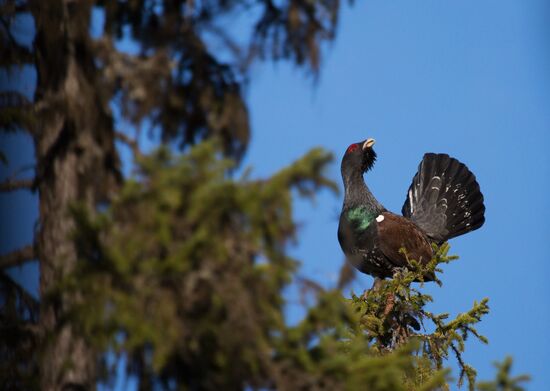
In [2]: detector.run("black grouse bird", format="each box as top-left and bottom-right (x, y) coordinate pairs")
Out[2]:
(337, 138), (485, 281)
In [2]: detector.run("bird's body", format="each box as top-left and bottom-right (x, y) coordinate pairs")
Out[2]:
(338, 139), (485, 281)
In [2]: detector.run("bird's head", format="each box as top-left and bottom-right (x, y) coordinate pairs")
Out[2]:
(341, 138), (377, 176)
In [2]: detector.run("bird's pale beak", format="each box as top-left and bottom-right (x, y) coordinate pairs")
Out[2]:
(363, 138), (375, 149)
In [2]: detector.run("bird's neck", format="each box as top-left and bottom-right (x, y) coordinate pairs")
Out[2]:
(342, 170), (385, 213)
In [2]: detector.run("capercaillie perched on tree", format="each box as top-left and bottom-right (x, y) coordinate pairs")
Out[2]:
(338, 138), (485, 281)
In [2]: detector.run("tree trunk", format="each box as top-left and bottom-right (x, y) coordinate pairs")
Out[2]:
(30, 1), (120, 389)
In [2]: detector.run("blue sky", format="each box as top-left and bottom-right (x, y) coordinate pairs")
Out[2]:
(240, 0), (550, 388)
(2, 0), (549, 389)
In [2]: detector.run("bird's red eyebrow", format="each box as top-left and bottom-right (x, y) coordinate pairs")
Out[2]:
(346, 144), (359, 154)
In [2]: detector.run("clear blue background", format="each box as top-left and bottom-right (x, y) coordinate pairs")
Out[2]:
(1, 0), (549, 389)
(241, 0), (550, 388)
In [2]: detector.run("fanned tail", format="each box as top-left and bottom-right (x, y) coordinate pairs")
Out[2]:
(402, 153), (485, 242)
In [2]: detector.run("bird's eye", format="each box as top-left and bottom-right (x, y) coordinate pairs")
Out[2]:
(346, 144), (359, 154)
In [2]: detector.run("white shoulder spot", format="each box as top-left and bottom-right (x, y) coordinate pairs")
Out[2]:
(376, 214), (385, 223)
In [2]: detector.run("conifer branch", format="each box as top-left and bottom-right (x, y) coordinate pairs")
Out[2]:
(0, 178), (33, 192)
(0, 244), (35, 269)
(0, 18), (34, 66)
(351, 243), (490, 390)
(0, 271), (39, 318)
(477, 357), (530, 391)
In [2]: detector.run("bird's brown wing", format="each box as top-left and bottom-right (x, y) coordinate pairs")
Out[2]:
(376, 212), (433, 268)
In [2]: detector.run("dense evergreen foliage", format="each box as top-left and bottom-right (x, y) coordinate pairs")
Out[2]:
(0, 1), (528, 390)
(59, 142), (490, 390)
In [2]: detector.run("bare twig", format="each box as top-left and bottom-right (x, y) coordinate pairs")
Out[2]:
(115, 131), (141, 158)
(0, 178), (33, 192)
(0, 244), (35, 269)
(383, 293), (395, 317)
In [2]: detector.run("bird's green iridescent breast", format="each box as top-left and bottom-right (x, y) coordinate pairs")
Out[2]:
(347, 206), (377, 231)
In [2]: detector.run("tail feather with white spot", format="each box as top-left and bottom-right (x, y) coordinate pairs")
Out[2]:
(401, 153), (485, 242)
